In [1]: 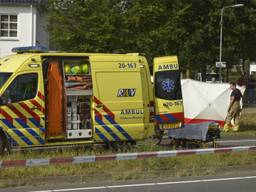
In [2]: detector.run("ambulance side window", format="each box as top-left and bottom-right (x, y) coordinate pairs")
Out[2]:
(2, 73), (38, 104)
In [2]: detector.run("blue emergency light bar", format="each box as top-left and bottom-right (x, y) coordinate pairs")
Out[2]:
(12, 45), (48, 53)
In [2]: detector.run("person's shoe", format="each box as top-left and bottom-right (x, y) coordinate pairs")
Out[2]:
(223, 124), (230, 132)
(233, 125), (239, 132)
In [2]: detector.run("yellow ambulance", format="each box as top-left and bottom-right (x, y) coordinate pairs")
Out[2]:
(0, 46), (184, 153)
(0, 46), (156, 152)
(153, 56), (184, 134)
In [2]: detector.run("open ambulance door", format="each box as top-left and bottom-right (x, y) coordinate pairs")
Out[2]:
(153, 56), (184, 131)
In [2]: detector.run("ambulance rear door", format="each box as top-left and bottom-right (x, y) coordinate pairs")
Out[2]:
(153, 56), (184, 130)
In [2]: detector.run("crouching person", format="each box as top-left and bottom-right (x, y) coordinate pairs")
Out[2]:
(223, 82), (242, 132)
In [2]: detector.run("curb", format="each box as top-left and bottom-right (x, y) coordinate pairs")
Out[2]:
(1, 146), (256, 169)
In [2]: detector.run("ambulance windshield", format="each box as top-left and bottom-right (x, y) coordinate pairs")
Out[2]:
(155, 70), (182, 100)
(0, 73), (12, 89)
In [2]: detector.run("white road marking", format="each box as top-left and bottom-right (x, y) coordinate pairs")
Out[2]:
(29, 175), (256, 192)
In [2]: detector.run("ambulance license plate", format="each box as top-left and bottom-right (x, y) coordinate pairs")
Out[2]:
(163, 122), (181, 129)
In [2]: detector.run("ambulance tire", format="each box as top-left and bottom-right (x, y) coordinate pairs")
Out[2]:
(0, 134), (6, 155)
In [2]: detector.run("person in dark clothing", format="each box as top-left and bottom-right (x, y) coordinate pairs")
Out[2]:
(223, 82), (243, 132)
(246, 74), (255, 104)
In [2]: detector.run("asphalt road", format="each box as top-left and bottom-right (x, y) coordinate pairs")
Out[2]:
(2, 173), (256, 192)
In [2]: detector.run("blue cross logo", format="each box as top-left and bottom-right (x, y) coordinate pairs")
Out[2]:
(161, 79), (175, 93)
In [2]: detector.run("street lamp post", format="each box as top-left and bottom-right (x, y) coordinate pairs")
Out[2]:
(219, 4), (244, 82)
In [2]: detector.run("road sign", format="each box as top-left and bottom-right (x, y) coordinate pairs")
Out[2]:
(216, 61), (226, 68)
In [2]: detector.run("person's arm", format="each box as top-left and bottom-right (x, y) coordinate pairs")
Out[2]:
(228, 96), (235, 112)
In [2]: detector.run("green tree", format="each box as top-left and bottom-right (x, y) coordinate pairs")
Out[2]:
(46, 0), (256, 77)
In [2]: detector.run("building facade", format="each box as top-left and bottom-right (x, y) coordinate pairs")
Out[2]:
(0, 0), (48, 57)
